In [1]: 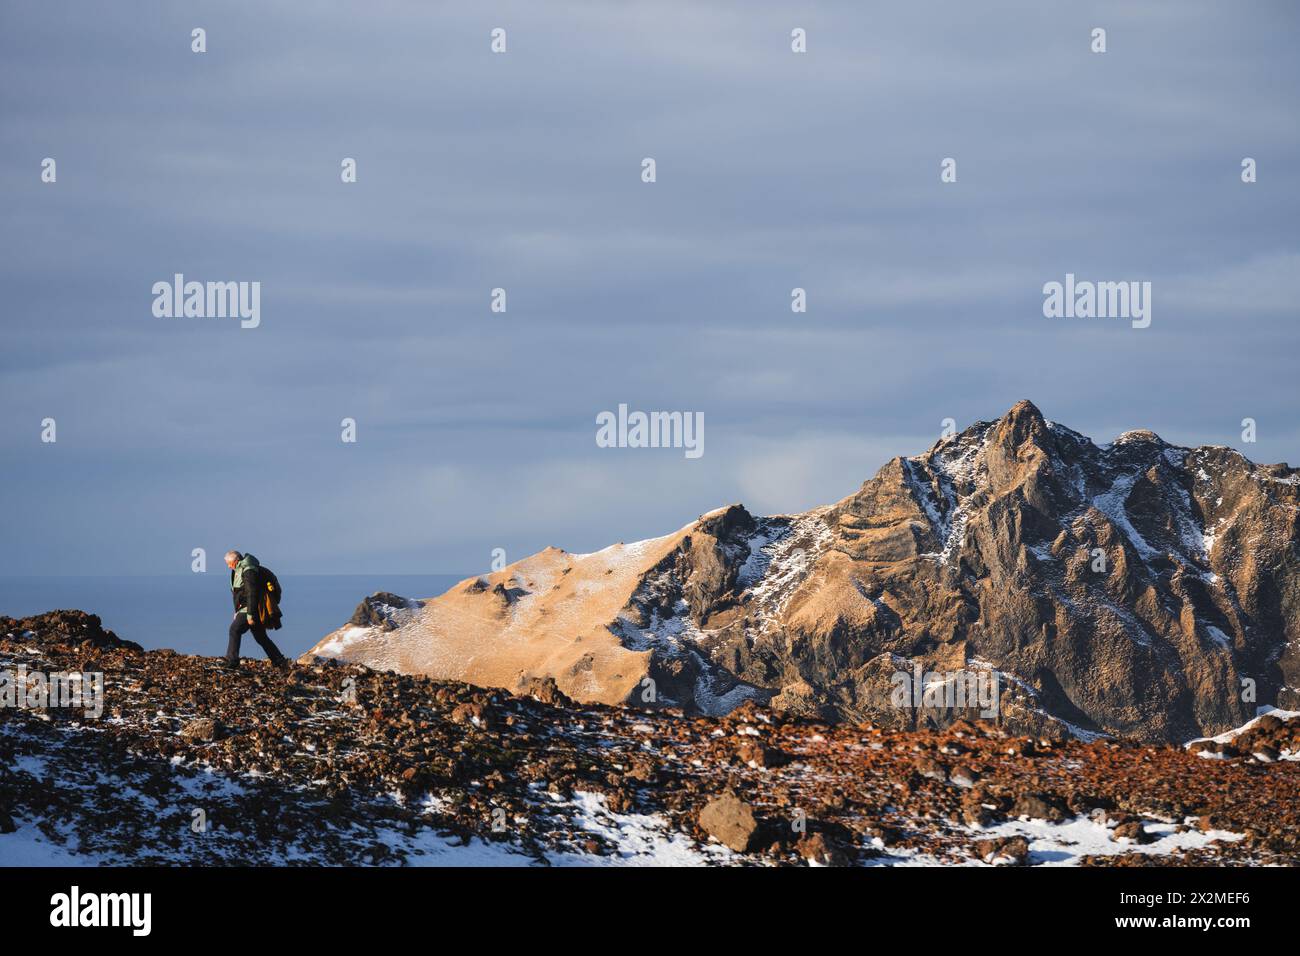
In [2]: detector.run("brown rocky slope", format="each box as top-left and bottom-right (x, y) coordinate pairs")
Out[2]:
(4, 612), (1299, 866)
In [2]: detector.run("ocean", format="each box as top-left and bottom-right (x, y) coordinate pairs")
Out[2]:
(0, 574), (464, 659)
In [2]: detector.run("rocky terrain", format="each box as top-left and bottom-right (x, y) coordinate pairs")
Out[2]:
(3, 610), (1299, 867)
(307, 401), (1300, 744)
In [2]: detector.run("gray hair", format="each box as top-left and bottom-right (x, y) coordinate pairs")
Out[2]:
(224, 550), (242, 563)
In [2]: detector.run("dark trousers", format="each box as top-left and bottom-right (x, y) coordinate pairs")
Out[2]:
(226, 615), (286, 665)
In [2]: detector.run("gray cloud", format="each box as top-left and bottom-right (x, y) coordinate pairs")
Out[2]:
(1, 1), (1297, 574)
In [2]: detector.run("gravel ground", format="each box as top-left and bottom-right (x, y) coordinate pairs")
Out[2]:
(2, 611), (1297, 867)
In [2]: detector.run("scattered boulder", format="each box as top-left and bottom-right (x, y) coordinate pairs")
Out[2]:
(796, 831), (848, 866)
(974, 835), (1030, 865)
(179, 718), (222, 743)
(914, 756), (947, 782)
(698, 792), (759, 852)
(1012, 792), (1066, 823)
(950, 765), (980, 788)
(450, 701), (486, 725)
(1254, 714), (1283, 733)
(1112, 821), (1155, 844)
(517, 676), (572, 707)
(736, 738), (788, 768)
(961, 790), (996, 827)
(1067, 791), (1104, 815)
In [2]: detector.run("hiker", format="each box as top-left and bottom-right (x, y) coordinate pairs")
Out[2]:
(224, 550), (289, 670)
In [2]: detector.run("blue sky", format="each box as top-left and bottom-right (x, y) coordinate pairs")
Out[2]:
(2, 1), (1297, 575)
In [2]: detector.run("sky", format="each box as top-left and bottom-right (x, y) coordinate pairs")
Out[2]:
(1, 1), (1297, 576)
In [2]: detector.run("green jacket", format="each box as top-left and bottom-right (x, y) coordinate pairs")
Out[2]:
(231, 553), (261, 616)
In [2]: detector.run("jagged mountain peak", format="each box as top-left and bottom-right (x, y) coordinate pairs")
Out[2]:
(993, 398), (1050, 445)
(306, 403), (1300, 745)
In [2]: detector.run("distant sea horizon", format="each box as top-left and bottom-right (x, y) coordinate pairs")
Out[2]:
(0, 574), (465, 659)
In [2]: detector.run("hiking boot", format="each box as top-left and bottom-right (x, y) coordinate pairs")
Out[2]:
(221, 659), (240, 672)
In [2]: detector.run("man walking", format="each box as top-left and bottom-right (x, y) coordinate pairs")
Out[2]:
(224, 549), (289, 670)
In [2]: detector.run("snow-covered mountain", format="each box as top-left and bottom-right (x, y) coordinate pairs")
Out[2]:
(306, 401), (1300, 743)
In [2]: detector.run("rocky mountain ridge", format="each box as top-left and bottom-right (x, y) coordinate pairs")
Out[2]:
(307, 401), (1300, 743)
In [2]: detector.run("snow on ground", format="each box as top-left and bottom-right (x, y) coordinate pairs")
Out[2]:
(1092, 473), (1159, 560)
(1, 728), (1263, 867)
(547, 792), (731, 866)
(371, 789), (733, 867)
(371, 829), (541, 867)
(1185, 706), (1300, 754)
(865, 815), (1245, 868)
(0, 808), (541, 868)
(0, 783), (723, 868)
(569, 517), (700, 563)
(736, 521), (785, 588)
(741, 511), (832, 620)
(1203, 625), (1233, 650)
(968, 657), (1110, 742)
(1202, 516), (1225, 557)
(313, 626), (376, 659)
(971, 815), (1243, 866)
(0, 720), (728, 867)
(686, 650), (765, 717)
(0, 821), (107, 866)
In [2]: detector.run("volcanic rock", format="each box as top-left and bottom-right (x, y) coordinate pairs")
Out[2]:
(1112, 822), (1155, 844)
(698, 792), (759, 852)
(1012, 793), (1067, 823)
(8, 609), (1299, 867)
(797, 831), (848, 866)
(179, 718), (221, 742)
